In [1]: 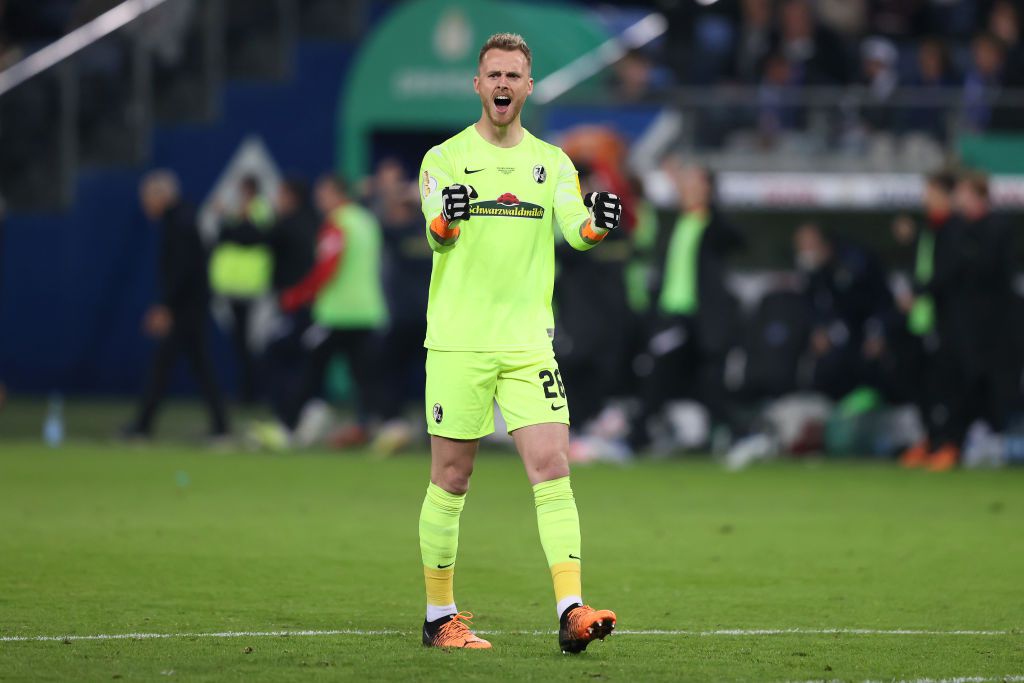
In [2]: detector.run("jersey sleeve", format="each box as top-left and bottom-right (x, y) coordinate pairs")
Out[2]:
(419, 145), (460, 253)
(552, 150), (605, 251)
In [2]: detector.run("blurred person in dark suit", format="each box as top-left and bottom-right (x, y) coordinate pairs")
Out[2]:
(261, 176), (319, 427)
(627, 162), (744, 452)
(124, 170), (229, 440)
(943, 172), (1016, 469)
(792, 223), (893, 400)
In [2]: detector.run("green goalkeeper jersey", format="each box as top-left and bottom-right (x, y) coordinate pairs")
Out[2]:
(419, 125), (598, 352)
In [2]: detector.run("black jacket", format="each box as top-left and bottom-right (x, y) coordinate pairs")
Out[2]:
(158, 201), (210, 311)
(804, 241), (893, 346)
(924, 212), (1016, 369)
(268, 205), (319, 293)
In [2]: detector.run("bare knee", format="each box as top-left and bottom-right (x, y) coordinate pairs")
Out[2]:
(434, 461), (474, 495)
(524, 446), (570, 486)
(430, 436), (477, 495)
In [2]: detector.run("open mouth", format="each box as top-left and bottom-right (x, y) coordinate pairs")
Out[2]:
(493, 95), (512, 115)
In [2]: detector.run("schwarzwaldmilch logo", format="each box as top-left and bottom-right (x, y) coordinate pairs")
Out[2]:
(470, 192), (545, 219)
(433, 403), (443, 424)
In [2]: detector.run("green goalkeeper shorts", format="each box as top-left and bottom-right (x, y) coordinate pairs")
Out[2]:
(425, 349), (570, 439)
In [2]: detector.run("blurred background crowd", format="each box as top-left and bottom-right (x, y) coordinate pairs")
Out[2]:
(0, 0), (1022, 469)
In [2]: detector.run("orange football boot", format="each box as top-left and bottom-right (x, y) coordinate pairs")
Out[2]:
(558, 604), (617, 653)
(422, 612), (491, 650)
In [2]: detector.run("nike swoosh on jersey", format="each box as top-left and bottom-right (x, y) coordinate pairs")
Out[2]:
(551, 403), (565, 411)
(464, 167), (485, 174)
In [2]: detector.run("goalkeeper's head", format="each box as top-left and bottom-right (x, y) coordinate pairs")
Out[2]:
(474, 33), (533, 129)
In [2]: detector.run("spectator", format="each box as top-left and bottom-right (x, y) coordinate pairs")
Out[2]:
(261, 176), (319, 428)
(273, 174), (392, 448)
(209, 175), (274, 403)
(123, 170), (229, 441)
(792, 222), (892, 400)
(732, 0), (774, 84)
(775, 0), (851, 85)
(609, 49), (668, 103)
(898, 172), (964, 470)
(987, 0), (1024, 128)
(962, 32), (1006, 132)
(904, 37), (958, 140)
(988, 0), (1022, 77)
(627, 162), (744, 452)
(857, 36), (900, 132)
(757, 51), (804, 143)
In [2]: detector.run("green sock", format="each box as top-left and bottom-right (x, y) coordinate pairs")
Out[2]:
(419, 482), (465, 617)
(533, 476), (583, 616)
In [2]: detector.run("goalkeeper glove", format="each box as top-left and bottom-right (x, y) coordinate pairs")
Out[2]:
(583, 191), (622, 231)
(441, 184), (478, 223)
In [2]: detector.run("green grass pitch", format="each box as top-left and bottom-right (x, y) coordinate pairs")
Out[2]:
(1, 440), (1023, 681)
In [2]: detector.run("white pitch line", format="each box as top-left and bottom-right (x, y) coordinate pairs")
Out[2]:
(1, 627), (1019, 643)
(787, 677), (1024, 683)
(0, 629), (404, 643)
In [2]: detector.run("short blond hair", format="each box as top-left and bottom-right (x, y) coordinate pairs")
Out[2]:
(478, 33), (531, 68)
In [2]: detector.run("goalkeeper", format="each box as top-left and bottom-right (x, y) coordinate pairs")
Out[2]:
(416, 33), (622, 653)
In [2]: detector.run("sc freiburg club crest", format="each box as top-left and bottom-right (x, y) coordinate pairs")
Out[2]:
(469, 192), (545, 219)
(533, 164), (546, 184)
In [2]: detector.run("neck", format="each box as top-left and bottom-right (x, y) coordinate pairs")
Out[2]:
(475, 114), (524, 148)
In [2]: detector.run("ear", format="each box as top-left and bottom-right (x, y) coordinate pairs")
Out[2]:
(526, 77), (534, 95)
(473, 75), (480, 95)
